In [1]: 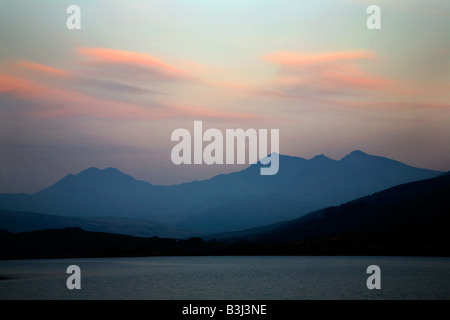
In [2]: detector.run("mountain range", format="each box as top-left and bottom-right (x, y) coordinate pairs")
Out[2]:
(2, 172), (449, 259)
(0, 150), (444, 236)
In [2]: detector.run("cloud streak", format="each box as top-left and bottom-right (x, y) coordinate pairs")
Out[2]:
(260, 50), (395, 100)
(14, 61), (69, 77)
(78, 47), (189, 82)
(262, 50), (377, 66)
(0, 57), (262, 122)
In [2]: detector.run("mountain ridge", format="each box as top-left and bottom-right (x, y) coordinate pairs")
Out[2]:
(0, 150), (444, 235)
(3, 171), (450, 259)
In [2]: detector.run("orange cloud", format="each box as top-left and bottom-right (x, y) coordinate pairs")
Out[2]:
(0, 74), (49, 98)
(262, 50), (377, 66)
(0, 72), (262, 122)
(170, 103), (265, 121)
(308, 64), (393, 90)
(78, 47), (187, 81)
(15, 61), (69, 77)
(261, 50), (393, 98)
(0, 74), (177, 120)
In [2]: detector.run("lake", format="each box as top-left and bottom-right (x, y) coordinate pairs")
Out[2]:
(1, 256), (449, 299)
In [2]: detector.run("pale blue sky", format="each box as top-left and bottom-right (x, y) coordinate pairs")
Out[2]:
(0, 0), (449, 193)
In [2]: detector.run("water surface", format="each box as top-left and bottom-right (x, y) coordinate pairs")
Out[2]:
(1, 256), (449, 299)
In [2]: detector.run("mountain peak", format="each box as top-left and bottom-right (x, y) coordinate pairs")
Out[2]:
(80, 167), (101, 174)
(311, 154), (332, 161)
(34, 166), (153, 198)
(348, 150), (368, 156)
(77, 167), (123, 176)
(341, 150), (370, 161)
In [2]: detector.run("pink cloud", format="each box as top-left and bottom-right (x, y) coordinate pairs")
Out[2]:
(2, 52), (267, 122)
(262, 50), (377, 66)
(15, 61), (69, 77)
(261, 50), (394, 98)
(0, 74), (49, 98)
(0, 71), (263, 122)
(342, 100), (450, 110)
(0, 74), (180, 120)
(77, 47), (187, 81)
(170, 103), (265, 121)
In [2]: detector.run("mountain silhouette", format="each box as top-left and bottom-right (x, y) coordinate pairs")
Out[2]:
(0, 150), (443, 235)
(2, 172), (450, 259)
(217, 171), (450, 251)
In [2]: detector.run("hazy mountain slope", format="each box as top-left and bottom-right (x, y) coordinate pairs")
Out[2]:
(176, 196), (320, 234)
(229, 172), (450, 244)
(0, 209), (189, 238)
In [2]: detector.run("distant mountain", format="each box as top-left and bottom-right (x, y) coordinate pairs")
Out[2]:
(0, 151), (443, 234)
(176, 196), (319, 234)
(219, 172), (450, 250)
(0, 167), (173, 221)
(2, 170), (450, 259)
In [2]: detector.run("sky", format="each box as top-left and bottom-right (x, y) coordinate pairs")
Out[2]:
(0, 0), (449, 193)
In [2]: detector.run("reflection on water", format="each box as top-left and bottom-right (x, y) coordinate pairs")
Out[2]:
(1, 256), (449, 300)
